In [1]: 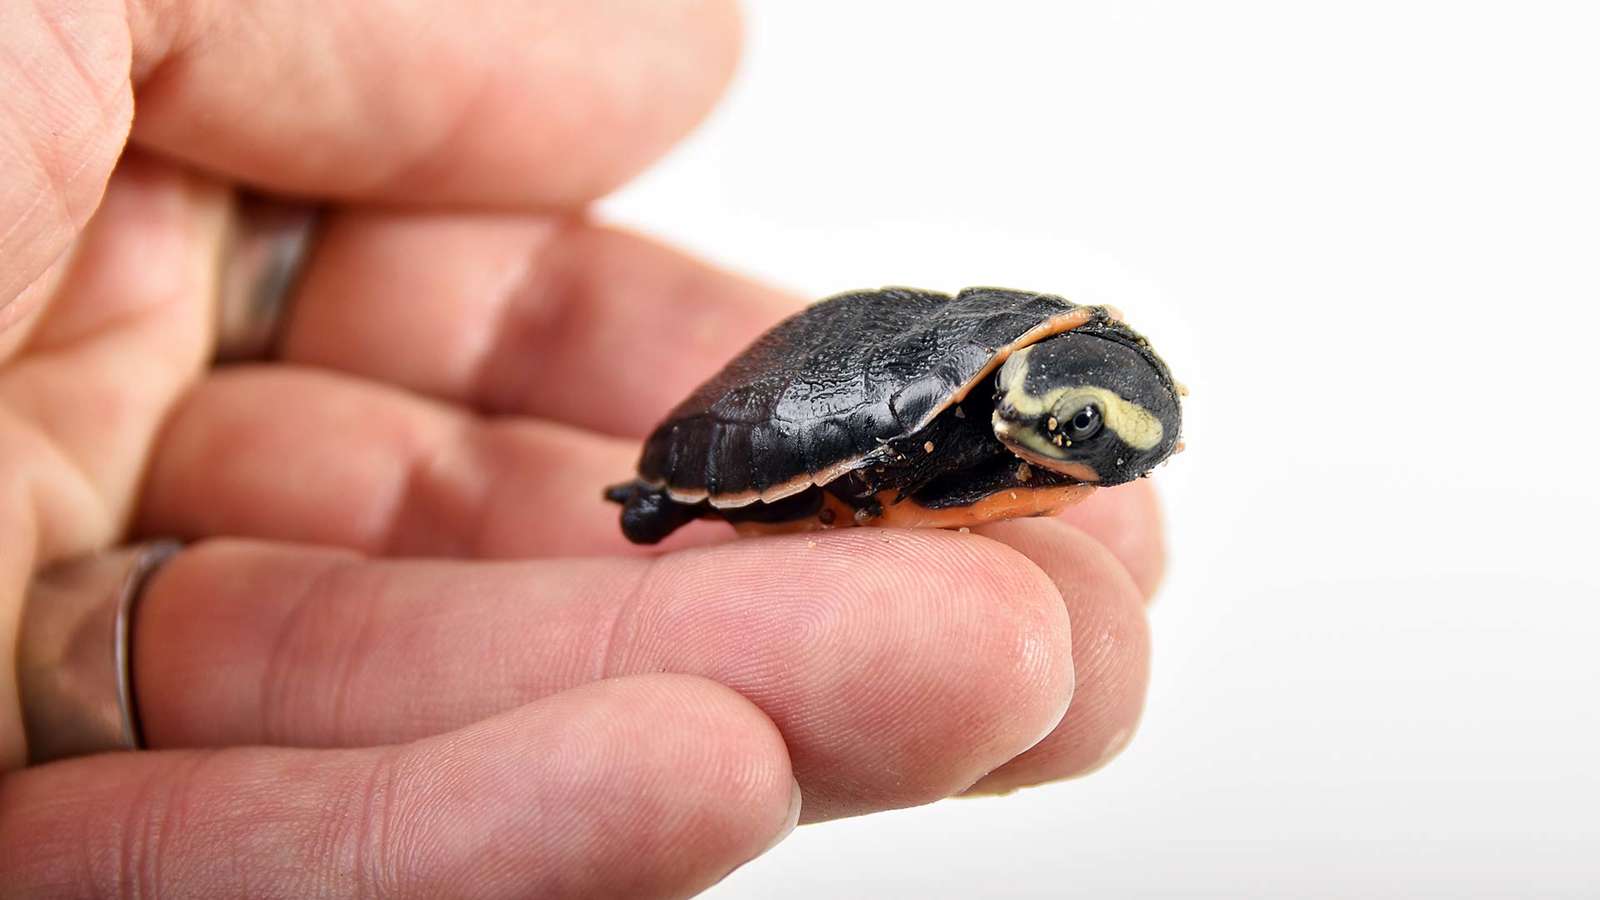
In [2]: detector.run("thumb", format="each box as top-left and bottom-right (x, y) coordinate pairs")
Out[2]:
(0, 2), (132, 329)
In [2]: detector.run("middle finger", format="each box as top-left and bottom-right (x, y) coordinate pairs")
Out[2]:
(278, 211), (800, 438)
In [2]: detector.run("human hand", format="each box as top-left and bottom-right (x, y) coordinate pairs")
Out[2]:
(1, 1), (1166, 896)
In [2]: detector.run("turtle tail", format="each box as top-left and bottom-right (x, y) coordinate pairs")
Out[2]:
(603, 480), (702, 545)
(603, 481), (637, 505)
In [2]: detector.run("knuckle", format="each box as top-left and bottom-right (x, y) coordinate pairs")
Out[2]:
(104, 755), (213, 899)
(260, 558), (375, 745)
(325, 749), (408, 898)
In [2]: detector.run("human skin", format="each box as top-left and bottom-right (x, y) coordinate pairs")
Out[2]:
(0, 1), (1166, 896)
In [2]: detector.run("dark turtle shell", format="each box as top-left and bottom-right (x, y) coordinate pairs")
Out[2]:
(638, 287), (1100, 507)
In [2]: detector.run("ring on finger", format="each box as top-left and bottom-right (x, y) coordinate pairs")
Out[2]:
(214, 193), (322, 363)
(16, 540), (183, 764)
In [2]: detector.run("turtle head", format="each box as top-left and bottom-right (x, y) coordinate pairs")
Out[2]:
(990, 324), (1183, 485)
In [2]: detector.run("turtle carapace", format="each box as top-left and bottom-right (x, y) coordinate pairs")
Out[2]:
(605, 287), (1183, 544)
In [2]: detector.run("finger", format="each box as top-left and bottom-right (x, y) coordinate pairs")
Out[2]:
(0, 156), (222, 768)
(134, 367), (728, 558)
(278, 213), (799, 436)
(0, 2), (130, 318)
(2, 2), (737, 333)
(1055, 480), (1167, 601)
(127, 0), (741, 207)
(134, 532), (1076, 822)
(0, 675), (799, 898)
(965, 518), (1151, 794)
(0, 156), (220, 528)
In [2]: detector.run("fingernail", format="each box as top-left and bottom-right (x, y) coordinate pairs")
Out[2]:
(1096, 728), (1134, 769)
(764, 778), (803, 853)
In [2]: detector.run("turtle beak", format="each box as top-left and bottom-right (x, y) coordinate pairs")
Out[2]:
(990, 407), (1050, 459)
(991, 397), (1033, 432)
(989, 405), (1029, 441)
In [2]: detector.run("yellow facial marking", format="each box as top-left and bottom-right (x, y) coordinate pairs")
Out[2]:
(995, 346), (1165, 452)
(1047, 387), (1164, 450)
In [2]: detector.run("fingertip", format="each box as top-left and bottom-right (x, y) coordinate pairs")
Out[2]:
(682, 0), (746, 130)
(482, 674), (798, 892)
(656, 529), (1076, 819)
(532, 0), (748, 203)
(968, 518), (1152, 793)
(1056, 479), (1168, 601)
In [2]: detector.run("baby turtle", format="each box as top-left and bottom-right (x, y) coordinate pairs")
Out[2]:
(606, 286), (1183, 544)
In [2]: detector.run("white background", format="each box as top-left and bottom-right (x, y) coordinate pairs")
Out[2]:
(602, 2), (1600, 897)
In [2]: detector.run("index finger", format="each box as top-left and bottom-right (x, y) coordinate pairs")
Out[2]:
(2, 0), (739, 313)
(127, 0), (743, 206)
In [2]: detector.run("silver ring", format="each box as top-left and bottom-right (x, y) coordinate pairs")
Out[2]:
(214, 193), (321, 363)
(16, 540), (182, 764)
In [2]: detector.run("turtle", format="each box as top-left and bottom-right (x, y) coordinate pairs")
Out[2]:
(605, 286), (1183, 544)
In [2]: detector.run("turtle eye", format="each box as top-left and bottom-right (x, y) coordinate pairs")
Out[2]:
(1063, 404), (1103, 442)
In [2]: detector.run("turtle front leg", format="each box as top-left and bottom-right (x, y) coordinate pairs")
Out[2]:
(823, 475), (887, 524)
